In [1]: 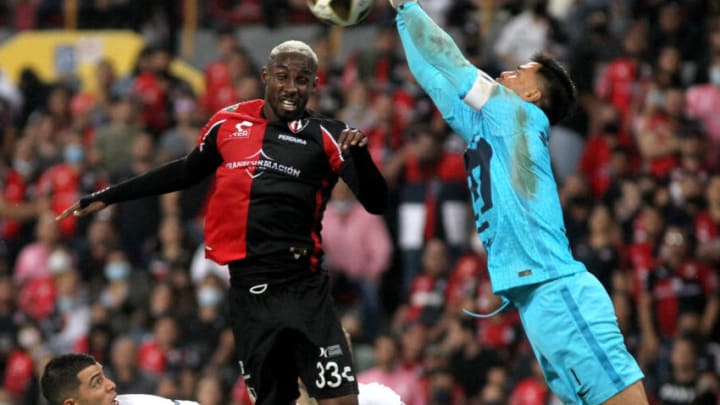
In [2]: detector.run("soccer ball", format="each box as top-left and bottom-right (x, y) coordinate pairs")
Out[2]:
(307, 0), (374, 27)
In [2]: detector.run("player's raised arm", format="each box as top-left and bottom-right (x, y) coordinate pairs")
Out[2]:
(337, 128), (388, 215)
(56, 142), (222, 222)
(393, 1), (496, 111)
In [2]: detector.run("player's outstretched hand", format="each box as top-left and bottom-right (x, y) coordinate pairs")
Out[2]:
(338, 129), (369, 152)
(56, 200), (107, 221)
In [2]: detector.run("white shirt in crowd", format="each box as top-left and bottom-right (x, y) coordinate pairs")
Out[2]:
(117, 394), (199, 405)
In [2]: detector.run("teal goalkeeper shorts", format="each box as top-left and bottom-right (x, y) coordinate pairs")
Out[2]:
(505, 271), (644, 405)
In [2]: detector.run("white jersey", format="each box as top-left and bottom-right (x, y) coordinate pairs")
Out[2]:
(358, 382), (405, 405)
(296, 382), (404, 405)
(117, 394), (200, 405)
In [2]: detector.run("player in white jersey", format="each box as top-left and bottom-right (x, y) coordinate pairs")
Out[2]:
(357, 382), (404, 405)
(299, 382), (404, 405)
(116, 394), (199, 405)
(41, 353), (200, 405)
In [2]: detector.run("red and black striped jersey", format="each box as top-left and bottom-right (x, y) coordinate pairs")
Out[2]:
(197, 100), (373, 283)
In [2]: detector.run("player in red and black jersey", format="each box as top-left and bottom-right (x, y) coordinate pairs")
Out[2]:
(58, 40), (387, 405)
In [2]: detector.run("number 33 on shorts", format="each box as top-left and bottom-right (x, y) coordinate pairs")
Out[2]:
(315, 361), (355, 389)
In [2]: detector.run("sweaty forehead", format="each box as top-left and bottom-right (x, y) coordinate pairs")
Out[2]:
(268, 53), (316, 73)
(77, 363), (102, 384)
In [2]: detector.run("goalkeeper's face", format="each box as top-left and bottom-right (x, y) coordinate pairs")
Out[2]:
(262, 52), (318, 121)
(497, 62), (543, 104)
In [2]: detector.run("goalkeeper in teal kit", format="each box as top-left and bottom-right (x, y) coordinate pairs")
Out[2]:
(390, 1), (648, 404)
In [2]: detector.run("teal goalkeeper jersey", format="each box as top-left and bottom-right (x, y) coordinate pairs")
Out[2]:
(458, 85), (586, 292)
(397, 2), (586, 293)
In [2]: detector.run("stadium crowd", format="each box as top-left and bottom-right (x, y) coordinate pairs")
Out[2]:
(0, 0), (719, 404)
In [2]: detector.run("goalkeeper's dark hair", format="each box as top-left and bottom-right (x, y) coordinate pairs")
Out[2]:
(41, 353), (97, 405)
(531, 53), (577, 125)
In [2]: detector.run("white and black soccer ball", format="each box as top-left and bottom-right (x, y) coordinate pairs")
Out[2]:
(307, 0), (374, 26)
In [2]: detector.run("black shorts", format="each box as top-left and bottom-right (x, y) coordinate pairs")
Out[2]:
(229, 272), (359, 404)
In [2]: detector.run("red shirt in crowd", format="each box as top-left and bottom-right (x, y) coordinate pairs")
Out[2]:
(37, 163), (106, 239)
(694, 210), (719, 246)
(1, 169), (26, 240)
(646, 259), (718, 337)
(596, 58), (640, 121)
(2, 349), (33, 396)
(133, 72), (169, 133)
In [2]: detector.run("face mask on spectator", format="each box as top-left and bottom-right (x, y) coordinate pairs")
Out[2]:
(64, 144), (85, 164)
(432, 389), (452, 403)
(197, 286), (223, 308)
(329, 200), (354, 214)
(17, 327), (40, 350)
(710, 66), (720, 86)
(105, 262), (130, 281)
(12, 158), (33, 177)
(602, 121), (620, 134)
(57, 297), (75, 313)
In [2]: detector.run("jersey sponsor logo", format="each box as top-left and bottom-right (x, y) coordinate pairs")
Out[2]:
(278, 133), (307, 145)
(288, 119), (309, 133)
(229, 121), (253, 138)
(223, 103), (240, 112)
(319, 344), (343, 358)
(225, 149), (301, 178)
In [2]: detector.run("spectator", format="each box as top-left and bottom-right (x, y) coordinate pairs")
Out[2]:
(342, 26), (402, 92)
(202, 47), (257, 115)
(182, 275), (227, 372)
(639, 226), (719, 369)
(695, 175), (720, 266)
(509, 357), (549, 405)
(90, 94), (141, 177)
(13, 212), (62, 286)
(633, 86), (685, 179)
(37, 134), (108, 239)
(656, 335), (702, 404)
(580, 104), (627, 199)
(627, 204), (666, 299)
(385, 130), (468, 290)
(46, 248), (90, 354)
(97, 249), (144, 336)
(157, 96), (202, 164)
(595, 22), (647, 128)
(137, 315), (181, 376)
(573, 204), (623, 293)
(358, 333), (422, 404)
(144, 215), (195, 280)
(322, 179), (393, 340)
(443, 316), (503, 400)
(405, 239), (451, 326)
(112, 134), (161, 264)
(493, 0), (552, 71)
(105, 335), (158, 394)
(686, 53), (720, 169)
